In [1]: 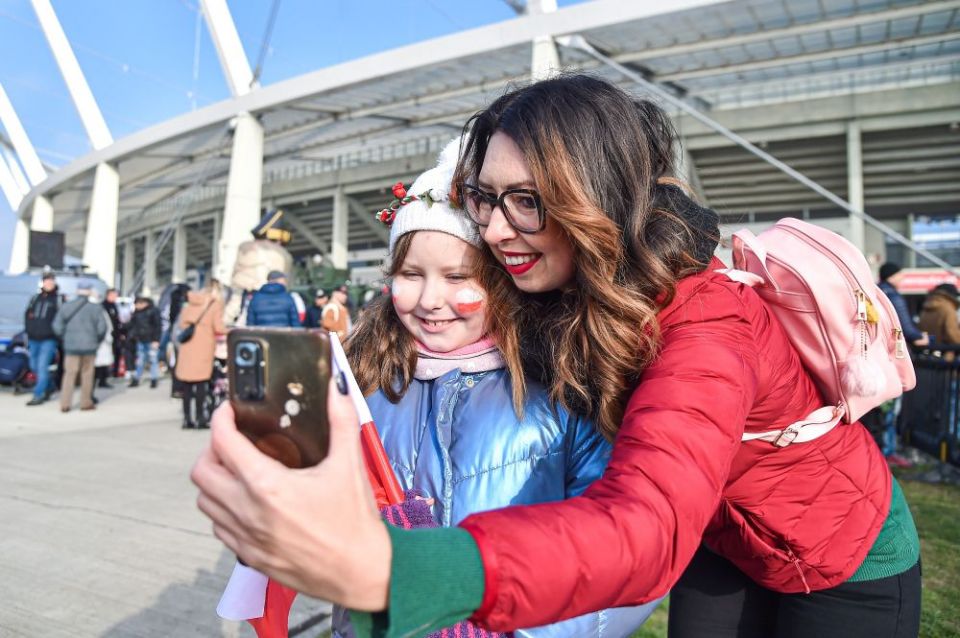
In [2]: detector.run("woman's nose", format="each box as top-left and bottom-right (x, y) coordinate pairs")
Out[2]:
(481, 204), (517, 245)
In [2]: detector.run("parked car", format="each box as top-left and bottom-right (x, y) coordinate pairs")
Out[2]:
(0, 271), (108, 348)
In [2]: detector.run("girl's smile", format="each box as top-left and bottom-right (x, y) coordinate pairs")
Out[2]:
(392, 231), (487, 352)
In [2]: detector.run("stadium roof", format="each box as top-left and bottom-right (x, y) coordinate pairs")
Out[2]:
(19, 0), (960, 253)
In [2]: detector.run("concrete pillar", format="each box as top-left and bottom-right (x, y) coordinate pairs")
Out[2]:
(846, 121), (865, 253)
(331, 187), (349, 271)
(529, 0), (560, 81)
(212, 213), (221, 271)
(122, 238), (135, 295)
(906, 214), (917, 268)
(0, 146), (29, 195)
(0, 146), (24, 208)
(672, 138), (708, 204)
(0, 82), (52, 268)
(31, 196), (54, 231)
(31, 0), (120, 285)
(143, 231), (157, 296)
(1, 180), (27, 274)
(173, 223), (187, 283)
(9, 219), (30, 274)
(81, 162), (120, 282)
(215, 112), (263, 283)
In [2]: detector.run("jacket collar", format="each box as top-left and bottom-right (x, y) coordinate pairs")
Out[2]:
(656, 257), (726, 325)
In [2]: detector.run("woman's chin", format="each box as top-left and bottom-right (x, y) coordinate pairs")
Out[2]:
(510, 273), (552, 294)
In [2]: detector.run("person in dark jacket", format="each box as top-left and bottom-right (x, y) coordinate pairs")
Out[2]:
(246, 271), (301, 327)
(23, 272), (60, 406)
(158, 282), (190, 367)
(878, 262), (928, 348)
(128, 296), (162, 388)
(52, 281), (107, 412)
(303, 289), (329, 328)
(877, 262), (929, 459)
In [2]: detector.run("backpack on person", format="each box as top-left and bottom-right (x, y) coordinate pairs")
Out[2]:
(722, 218), (916, 446)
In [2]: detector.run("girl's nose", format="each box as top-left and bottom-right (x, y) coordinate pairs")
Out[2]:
(419, 279), (445, 311)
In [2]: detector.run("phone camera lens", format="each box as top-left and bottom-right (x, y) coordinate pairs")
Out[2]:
(236, 342), (258, 367)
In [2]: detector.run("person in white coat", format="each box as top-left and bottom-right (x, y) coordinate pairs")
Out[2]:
(91, 295), (115, 404)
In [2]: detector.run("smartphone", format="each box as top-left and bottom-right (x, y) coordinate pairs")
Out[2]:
(228, 328), (331, 468)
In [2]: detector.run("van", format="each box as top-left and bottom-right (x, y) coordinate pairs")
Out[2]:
(0, 271), (108, 347)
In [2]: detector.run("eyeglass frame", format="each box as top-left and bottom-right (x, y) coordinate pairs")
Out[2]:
(457, 183), (548, 234)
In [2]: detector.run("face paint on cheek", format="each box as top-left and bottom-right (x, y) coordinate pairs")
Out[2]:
(455, 288), (485, 314)
(391, 280), (403, 305)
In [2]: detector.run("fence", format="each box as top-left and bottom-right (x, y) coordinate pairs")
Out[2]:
(901, 346), (960, 465)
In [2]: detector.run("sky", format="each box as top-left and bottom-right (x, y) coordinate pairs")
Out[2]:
(0, 0), (584, 270)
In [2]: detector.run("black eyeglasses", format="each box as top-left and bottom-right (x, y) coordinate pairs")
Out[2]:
(458, 183), (547, 234)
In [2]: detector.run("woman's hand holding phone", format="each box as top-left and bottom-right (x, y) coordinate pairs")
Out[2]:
(190, 376), (392, 611)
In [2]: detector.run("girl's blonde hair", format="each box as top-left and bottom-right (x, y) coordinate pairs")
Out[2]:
(345, 232), (527, 416)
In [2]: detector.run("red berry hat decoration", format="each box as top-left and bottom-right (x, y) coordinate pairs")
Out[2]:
(375, 182), (419, 226)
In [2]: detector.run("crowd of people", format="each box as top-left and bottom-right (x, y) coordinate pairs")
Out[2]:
(18, 267), (362, 429)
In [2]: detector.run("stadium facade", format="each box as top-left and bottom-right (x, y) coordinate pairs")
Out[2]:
(2, 0), (958, 294)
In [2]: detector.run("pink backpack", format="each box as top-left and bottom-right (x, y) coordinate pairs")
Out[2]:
(724, 218), (916, 445)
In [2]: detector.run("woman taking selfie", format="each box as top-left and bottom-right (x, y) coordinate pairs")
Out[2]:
(192, 74), (921, 638)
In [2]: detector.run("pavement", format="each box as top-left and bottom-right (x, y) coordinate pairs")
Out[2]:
(0, 377), (331, 638)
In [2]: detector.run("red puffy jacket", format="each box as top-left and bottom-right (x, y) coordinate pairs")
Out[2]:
(460, 260), (892, 630)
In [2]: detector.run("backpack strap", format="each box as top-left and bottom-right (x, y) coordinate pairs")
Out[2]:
(61, 299), (87, 329)
(731, 229), (781, 291)
(186, 300), (216, 327)
(716, 268), (765, 288)
(742, 404), (845, 447)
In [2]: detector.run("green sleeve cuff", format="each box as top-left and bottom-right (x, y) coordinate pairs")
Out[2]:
(349, 524), (485, 638)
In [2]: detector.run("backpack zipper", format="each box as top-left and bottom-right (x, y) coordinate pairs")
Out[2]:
(779, 224), (881, 361)
(788, 222), (906, 361)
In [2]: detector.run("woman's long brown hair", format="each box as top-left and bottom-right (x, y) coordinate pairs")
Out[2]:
(452, 74), (720, 440)
(345, 232), (527, 416)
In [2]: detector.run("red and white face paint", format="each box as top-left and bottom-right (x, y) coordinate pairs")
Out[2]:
(455, 288), (485, 315)
(391, 231), (487, 353)
(391, 279), (404, 305)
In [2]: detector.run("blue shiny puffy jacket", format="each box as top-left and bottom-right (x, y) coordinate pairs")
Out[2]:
(334, 366), (660, 637)
(246, 283), (300, 327)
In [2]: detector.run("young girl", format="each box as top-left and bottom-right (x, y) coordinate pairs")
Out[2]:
(335, 140), (658, 637)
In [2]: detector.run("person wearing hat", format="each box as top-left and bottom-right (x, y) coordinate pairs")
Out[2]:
(878, 262), (928, 349)
(321, 284), (350, 338)
(919, 282), (960, 355)
(246, 270), (301, 328)
(52, 280), (107, 412)
(876, 263), (929, 462)
(24, 272), (61, 406)
(304, 289), (329, 329)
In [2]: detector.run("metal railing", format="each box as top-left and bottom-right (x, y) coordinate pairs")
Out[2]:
(901, 345), (960, 465)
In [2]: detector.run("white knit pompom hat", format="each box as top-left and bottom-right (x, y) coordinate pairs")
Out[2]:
(381, 137), (482, 253)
